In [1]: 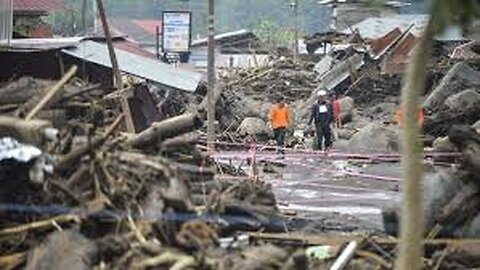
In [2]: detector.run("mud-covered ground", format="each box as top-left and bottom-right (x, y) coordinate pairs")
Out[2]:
(214, 139), (441, 234)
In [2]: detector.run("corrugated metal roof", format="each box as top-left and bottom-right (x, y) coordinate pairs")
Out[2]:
(112, 40), (157, 59)
(62, 40), (202, 92)
(370, 28), (402, 56)
(341, 15), (429, 39)
(0, 37), (83, 51)
(451, 41), (480, 60)
(342, 15), (465, 41)
(192, 29), (254, 47)
(382, 33), (419, 75)
(109, 18), (159, 46)
(317, 53), (364, 91)
(391, 33), (418, 57)
(13, 0), (68, 12)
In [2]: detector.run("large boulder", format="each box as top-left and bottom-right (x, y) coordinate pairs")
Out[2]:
(444, 89), (480, 113)
(338, 96), (355, 122)
(336, 128), (357, 140)
(237, 117), (271, 137)
(432, 136), (457, 153)
(361, 102), (396, 122)
(343, 116), (371, 131)
(347, 123), (398, 153)
(383, 168), (480, 238)
(423, 62), (480, 112)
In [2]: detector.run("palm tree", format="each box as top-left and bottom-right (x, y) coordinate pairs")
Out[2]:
(396, 1), (480, 269)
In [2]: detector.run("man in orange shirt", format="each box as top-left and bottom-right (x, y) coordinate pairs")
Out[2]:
(269, 97), (291, 150)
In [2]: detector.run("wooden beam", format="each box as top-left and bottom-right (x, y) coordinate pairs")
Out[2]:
(25, 65), (77, 121)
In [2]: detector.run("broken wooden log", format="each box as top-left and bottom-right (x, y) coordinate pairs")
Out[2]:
(0, 116), (52, 145)
(0, 252), (26, 270)
(0, 215), (80, 237)
(160, 132), (200, 149)
(58, 83), (102, 102)
(55, 114), (124, 173)
(127, 113), (203, 149)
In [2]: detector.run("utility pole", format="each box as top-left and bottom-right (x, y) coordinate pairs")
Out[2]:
(292, 0), (299, 60)
(96, 0), (122, 89)
(318, 0), (339, 32)
(1, 0), (13, 45)
(93, 0), (98, 31)
(331, 0), (337, 31)
(207, 0), (216, 151)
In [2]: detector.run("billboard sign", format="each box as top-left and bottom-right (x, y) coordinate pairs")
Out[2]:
(162, 11), (192, 53)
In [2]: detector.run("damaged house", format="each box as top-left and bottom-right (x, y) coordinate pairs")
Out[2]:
(189, 29), (269, 71)
(342, 14), (465, 75)
(12, 0), (70, 38)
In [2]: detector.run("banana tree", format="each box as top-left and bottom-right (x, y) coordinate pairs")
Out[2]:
(397, 1), (480, 269)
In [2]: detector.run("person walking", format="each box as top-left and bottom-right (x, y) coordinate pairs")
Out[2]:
(269, 97), (291, 151)
(308, 90), (334, 151)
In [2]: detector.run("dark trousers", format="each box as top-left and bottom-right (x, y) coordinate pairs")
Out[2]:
(273, 127), (286, 148)
(315, 124), (332, 150)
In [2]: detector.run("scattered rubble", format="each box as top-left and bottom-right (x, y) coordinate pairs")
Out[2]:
(2, 24), (480, 269)
(0, 74), (302, 269)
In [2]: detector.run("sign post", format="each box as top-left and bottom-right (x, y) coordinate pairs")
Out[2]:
(161, 11), (192, 53)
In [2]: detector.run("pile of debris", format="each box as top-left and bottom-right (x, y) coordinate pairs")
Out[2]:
(222, 58), (317, 104)
(0, 71), (305, 270)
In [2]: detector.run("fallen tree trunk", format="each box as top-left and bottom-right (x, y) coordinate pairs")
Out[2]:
(127, 113), (203, 149)
(160, 132), (200, 149)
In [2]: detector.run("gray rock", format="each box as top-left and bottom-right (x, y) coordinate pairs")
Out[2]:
(338, 96), (355, 122)
(383, 168), (465, 236)
(336, 128), (357, 140)
(347, 123), (399, 153)
(237, 117), (271, 137)
(26, 230), (97, 270)
(423, 62), (480, 112)
(343, 116), (371, 130)
(432, 136), (457, 153)
(472, 120), (480, 133)
(361, 102), (397, 122)
(423, 168), (465, 230)
(460, 214), (480, 237)
(444, 89), (480, 113)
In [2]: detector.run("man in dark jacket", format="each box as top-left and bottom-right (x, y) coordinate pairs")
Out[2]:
(308, 90), (334, 151)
